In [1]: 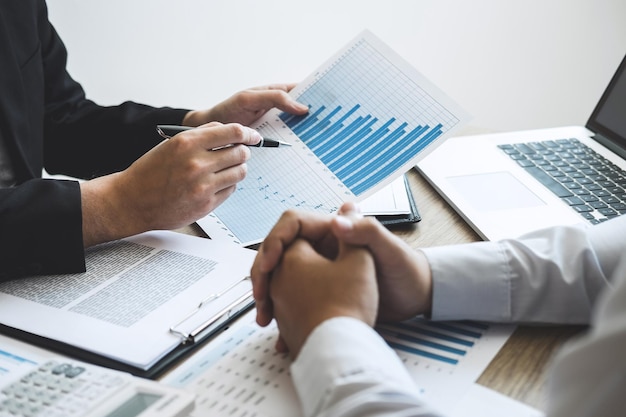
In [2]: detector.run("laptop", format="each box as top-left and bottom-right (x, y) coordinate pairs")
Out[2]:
(417, 53), (626, 241)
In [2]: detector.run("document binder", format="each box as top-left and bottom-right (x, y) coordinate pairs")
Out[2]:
(0, 231), (257, 379)
(0, 302), (254, 380)
(371, 174), (421, 227)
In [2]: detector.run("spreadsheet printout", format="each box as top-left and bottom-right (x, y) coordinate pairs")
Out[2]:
(199, 30), (470, 245)
(163, 310), (514, 417)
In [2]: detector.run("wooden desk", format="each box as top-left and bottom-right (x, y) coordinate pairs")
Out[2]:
(177, 168), (585, 411)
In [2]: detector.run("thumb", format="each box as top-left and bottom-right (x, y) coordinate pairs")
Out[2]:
(332, 213), (403, 274)
(331, 211), (386, 248)
(335, 236), (371, 266)
(275, 334), (289, 353)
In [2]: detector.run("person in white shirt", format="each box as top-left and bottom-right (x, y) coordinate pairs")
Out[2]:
(250, 202), (626, 417)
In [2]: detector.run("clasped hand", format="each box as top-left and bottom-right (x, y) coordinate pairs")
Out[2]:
(250, 202), (434, 358)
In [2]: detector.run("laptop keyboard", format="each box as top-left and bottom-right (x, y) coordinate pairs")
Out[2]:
(498, 138), (626, 224)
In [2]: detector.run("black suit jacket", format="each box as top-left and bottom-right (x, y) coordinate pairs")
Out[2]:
(0, 1), (189, 279)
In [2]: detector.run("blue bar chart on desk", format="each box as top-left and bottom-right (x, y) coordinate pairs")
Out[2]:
(203, 30), (470, 245)
(378, 319), (490, 368)
(376, 317), (515, 413)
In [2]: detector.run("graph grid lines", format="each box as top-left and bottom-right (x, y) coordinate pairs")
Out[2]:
(207, 31), (468, 244)
(279, 38), (461, 196)
(212, 143), (342, 244)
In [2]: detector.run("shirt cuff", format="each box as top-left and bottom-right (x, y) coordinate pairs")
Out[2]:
(422, 241), (512, 321)
(291, 317), (418, 417)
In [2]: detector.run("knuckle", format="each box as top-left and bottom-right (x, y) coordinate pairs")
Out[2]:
(233, 163), (248, 181)
(237, 91), (255, 107)
(362, 216), (379, 229)
(188, 178), (208, 199)
(231, 123), (245, 137)
(170, 133), (194, 152)
(362, 216), (379, 227)
(281, 209), (299, 221)
(362, 216), (385, 234)
(222, 184), (237, 198)
(228, 123), (247, 139)
(182, 156), (204, 175)
(236, 144), (251, 162)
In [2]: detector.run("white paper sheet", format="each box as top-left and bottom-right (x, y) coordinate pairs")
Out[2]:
(163, 310), (515, 416)
(0, 231), (256, 371)
(359, 175), (411, 215)
(198, 29), (470, 245)
(452, 384), (544, 417)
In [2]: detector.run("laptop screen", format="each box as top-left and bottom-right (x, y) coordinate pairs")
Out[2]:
(587, 54), (626, 158)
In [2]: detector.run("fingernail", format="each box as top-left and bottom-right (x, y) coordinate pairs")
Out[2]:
(335, 215), (354, 231)
(252, 131), (263, 143)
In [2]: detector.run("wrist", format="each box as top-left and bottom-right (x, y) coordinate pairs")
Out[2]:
(182, 109), (211, 127)
(80, 173), (144, 247)
(286, 305), (377, 359)
(413, 250), (433, 316)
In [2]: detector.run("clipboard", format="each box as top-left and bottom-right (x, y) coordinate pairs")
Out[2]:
(0, 231), (258, 379)
(0, 294), (254, 380)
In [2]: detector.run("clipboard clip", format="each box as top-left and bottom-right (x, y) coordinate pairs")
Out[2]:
(169, 276), (253, 344)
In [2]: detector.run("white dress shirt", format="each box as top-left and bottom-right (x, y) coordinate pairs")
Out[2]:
(292, 215), (626, 417)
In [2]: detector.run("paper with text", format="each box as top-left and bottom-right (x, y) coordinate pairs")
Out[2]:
(0, 231), (256, 371)
(163, 310), (515, 417)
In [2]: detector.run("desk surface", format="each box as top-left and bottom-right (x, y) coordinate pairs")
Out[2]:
(177, 168), (584, 412)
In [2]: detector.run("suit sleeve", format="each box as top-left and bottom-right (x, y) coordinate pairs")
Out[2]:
(0, 179), (84, 280)
(38, 5), (188, 179)
(0, 1), (188, 279)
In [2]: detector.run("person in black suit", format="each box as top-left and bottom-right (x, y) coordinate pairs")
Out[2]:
(0, 1), (308, 279)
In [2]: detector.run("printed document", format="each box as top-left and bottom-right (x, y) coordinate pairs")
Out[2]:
(199, 30), (470, 245)
(163, 310), (515, 416)
(0, 231), (256, 372)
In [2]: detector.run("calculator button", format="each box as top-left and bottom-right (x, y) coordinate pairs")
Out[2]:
(0, 359), (131, 417)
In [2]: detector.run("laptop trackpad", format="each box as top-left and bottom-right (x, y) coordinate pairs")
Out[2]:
(446, 172), (545, 211)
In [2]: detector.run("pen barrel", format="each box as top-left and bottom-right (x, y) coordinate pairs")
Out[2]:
(259, 139), (280, 147)
(157, 125), (285, 147)
(157, 125), (192, 139)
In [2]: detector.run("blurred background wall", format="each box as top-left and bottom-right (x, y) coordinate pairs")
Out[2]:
(47, 0), (626, 132)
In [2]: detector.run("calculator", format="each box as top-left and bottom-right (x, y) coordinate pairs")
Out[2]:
(0, 358), (194, 417)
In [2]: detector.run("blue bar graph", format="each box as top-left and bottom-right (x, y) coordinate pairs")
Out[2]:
(279, 103), (449, 196)
(275, 35), (459, 197)
(378, 319), (486, 367)
(209, 31), (467, 245)
(388, 341), (459, 365)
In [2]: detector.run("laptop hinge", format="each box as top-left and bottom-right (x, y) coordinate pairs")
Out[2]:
(592, 132), (626, 160)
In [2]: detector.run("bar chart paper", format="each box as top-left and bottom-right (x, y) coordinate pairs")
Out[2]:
(163, 311), (515, 417)
(199, 30), (470, 245)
